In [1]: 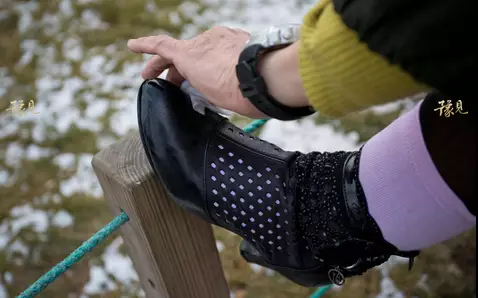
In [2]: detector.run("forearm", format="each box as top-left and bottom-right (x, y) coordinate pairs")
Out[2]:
(257, 0), (431, 117)
(257, 41), (310, 108)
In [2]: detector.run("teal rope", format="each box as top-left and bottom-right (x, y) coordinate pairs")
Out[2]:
(17, 118), (330, 298)
(310, 284), (332, 298)
(17, 212), (130, 298)
(242, 118), (269, 133)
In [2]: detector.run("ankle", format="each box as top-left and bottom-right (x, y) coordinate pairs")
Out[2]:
(291, 149), (419, 283)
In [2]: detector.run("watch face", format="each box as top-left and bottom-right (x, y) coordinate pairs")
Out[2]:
(245, 23), (301, 49)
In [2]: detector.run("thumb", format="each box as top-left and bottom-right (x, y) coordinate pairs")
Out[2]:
(142, 55), (172, 80)
(165, 65), (185, 86)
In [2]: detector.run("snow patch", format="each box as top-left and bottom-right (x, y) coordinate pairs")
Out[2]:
(250, 264), (262, 273)
(4, 143), (25, 168)
(59, 154), (102, 198)
(10, 204), (49, 234)
(4, 272), (13, 284)
(375, 256), (409, 298)
(9, 239), (29, 257)
(103, 237), (139, 285)
(0, 170), (8, 185)
(83, 265), (116, 294)
(52, 210), (74, 228)
(53, 153), (76, 169)
(0, 282), (7, 298)
(260, 117), (358, 153)
(216, 240), (225, 252)
(376, 277), (404, 298)
(0, 222), (9, 250)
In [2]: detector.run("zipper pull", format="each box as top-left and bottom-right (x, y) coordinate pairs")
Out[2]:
(328, 266), (345, 286)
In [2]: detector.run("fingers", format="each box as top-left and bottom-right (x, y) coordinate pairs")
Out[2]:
(142, 55), (171, 79)
(128, 35), (182, 80)
(127, 35), (178, 58)
(165, 65), (185, 86)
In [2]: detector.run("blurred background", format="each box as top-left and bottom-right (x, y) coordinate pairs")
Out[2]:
(0, 0), (475, 297)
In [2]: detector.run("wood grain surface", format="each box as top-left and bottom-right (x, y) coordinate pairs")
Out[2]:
(92, 133), (229, 298)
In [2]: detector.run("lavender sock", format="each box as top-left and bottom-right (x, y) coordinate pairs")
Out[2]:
(359, 101), (476, 251)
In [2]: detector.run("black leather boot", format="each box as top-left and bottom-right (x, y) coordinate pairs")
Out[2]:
(137, 79), (419, 287)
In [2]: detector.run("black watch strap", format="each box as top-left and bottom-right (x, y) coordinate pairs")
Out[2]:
(236, 44), (315, 121)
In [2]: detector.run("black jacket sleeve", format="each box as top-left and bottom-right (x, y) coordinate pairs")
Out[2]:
(332, 0), (477, 100)
(419, 92), (476, 216)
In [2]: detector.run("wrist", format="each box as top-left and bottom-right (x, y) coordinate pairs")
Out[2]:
(257, 42), (310, 108)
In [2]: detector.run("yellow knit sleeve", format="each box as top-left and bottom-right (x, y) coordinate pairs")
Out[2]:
(299, 0), (430, 117)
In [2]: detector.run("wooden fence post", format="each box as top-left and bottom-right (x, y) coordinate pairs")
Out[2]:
(92, 133), (229, 298)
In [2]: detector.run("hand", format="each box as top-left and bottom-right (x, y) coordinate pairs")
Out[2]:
(127, 26), (266, 118)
